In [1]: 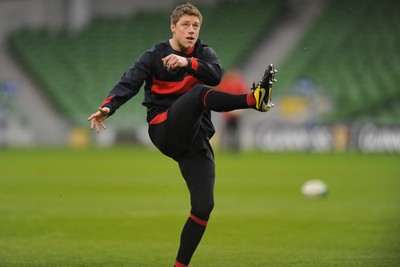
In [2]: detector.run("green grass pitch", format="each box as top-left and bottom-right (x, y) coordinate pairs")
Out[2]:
(0, 146), (399, 266)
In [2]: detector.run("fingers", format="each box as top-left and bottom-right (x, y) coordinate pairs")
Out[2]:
(87, 112), (99, 121)
(88, 107), (109, 133)
(162, 54), (185, 70)
(162, 55), (172, 68)
(163, 58), (175, 70)
(87, 108), (104, 121)
(95, 120), (100, 133)
(90, 118), (107, 133)
(90, 118), (95, 130)
(89, 117), (100, 132)
(100, 121), (107, 130)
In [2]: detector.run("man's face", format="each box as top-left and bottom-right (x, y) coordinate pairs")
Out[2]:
(171, 15), (201, 51)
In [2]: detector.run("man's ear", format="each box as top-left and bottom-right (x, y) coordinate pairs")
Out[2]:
(170, 23), (175, 34)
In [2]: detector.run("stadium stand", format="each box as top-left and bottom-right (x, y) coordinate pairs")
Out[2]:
(8, 0), (282, 129)
(277, 0), (400, 124)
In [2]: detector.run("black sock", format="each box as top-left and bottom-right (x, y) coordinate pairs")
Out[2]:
(176, 214), (208, 265)
(203, 89), (250, 112)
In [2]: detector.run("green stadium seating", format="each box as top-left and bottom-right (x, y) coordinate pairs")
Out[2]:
(8, 0), (282, 129)
(277, 0), (400, 124)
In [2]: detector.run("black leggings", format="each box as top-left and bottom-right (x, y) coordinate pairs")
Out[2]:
(148, 84), (216, 220)
(148, 84), (249, 265)
(178, 149), (215, 220)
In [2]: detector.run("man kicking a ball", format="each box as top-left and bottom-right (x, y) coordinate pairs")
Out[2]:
(88, 3), (277, 266)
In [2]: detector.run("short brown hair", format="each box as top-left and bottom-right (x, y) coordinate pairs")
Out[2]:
(170, 2), (202, 25)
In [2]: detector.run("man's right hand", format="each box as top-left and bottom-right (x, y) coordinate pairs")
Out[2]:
(87, 107), (110, 133)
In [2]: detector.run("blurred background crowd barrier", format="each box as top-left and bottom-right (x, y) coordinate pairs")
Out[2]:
(0, 0), (399, 152)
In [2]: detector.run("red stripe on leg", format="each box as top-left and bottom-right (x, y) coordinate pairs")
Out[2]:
(189, 213), (208, 226)
(175, 260), (188, 267)
(203, 89), (212, 108)
(246, 92), (256, 107)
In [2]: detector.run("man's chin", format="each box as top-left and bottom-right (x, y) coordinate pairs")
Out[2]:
(185, 39), (197, 47)
(184, 43), (194, 50)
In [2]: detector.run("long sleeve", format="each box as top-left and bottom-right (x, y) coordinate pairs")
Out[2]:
(185, 46), (223, 86)
(101, 51), (152, 116)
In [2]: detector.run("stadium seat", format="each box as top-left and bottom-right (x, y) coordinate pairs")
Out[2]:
(276, 0), (400, 124)
(8, 0), (282, 128)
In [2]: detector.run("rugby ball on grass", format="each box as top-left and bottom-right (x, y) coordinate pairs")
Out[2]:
(301, 179), (328, 198)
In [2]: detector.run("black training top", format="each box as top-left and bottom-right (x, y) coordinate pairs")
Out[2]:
(101, 39), (223, 125)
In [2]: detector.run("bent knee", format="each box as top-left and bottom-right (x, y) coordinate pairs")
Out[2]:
(191, 201), (214, 221)
(193, 84), (210, 98)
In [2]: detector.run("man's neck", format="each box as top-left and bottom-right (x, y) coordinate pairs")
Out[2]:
(169, 39), (183, 52)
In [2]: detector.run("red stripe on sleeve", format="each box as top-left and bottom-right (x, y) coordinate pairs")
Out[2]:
(101, 95), (114, 106)
(189, 213), (208, 226)
(190, 58), (199, 71)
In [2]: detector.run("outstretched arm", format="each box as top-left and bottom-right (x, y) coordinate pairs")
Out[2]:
(87, 106), (110, 133)
(87, 51), (151, 131)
